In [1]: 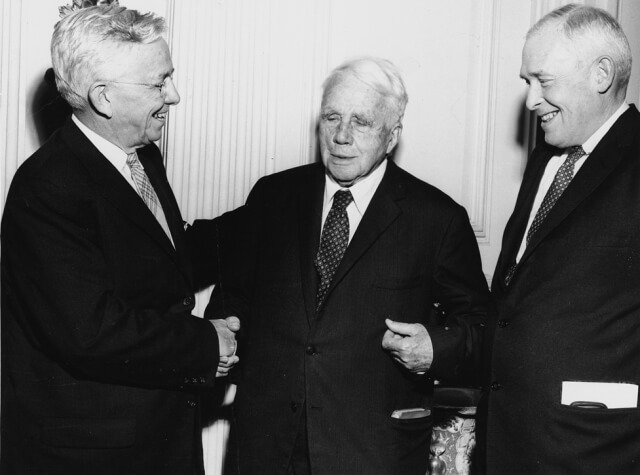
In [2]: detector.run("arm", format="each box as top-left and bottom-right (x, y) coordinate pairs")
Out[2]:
(382, 206), (489, 384)
(2, 171), (223, 389)
(204, 178), (265, 323)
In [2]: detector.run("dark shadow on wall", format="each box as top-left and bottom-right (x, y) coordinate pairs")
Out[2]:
(31, 68), (72, 145)
(515, 101), (544, 177)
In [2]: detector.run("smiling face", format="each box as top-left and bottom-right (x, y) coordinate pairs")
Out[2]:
(106, 39), (179, 151)
(520, 27), (604, 148)
(319, 74), (400, 187)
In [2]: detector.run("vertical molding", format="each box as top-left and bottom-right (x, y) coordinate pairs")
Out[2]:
(164, 0), (282, 221)
(462, 0), (500, 241)
(0, 0), (25, 205)
(295, 0), (332, 167)
(163, 0), (331, 222)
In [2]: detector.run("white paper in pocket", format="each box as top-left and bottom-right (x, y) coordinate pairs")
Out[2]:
(561, 381), (638, 409)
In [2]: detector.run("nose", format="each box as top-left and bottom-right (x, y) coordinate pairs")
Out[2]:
(164, 77), (180, 105)
(525, 83), (542, 111)
(333, 120), (353, 145)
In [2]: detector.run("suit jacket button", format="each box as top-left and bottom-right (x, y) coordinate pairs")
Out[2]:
(491, 382), (501, 391)
(290, 402), (298, 412)
(498, 319), (510, 328)
(183, 297), (193, 306)
(187, 400), (197, 408)
(306, 346), (317, 356)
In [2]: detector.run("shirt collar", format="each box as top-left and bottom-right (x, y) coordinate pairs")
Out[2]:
(72, 114), (130, 172)
(580, 103), (629, 155)
(324, 159), (387, 216)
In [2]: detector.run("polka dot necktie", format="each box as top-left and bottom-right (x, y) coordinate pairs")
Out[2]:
(504, 145), (585, 287)
(526, 146), (586, 246)
(314, 189), (353, 310)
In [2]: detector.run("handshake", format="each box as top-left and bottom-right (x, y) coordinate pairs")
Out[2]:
(211, 316), (241, 378)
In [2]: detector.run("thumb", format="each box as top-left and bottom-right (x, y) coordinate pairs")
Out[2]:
(385, 318), (418, 337)
(225, 316), (241, 332)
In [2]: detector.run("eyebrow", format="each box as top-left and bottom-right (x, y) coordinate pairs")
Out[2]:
(155, 68), (175, 81)
(519, 70), (545, 80)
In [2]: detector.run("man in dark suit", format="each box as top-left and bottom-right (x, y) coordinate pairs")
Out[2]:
(1, 5), (238, 474)
(486, 4), (640, 473)
(206, 57), (489, 474)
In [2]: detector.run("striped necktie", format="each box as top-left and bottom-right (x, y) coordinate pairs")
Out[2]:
(126, 152), (172, 241)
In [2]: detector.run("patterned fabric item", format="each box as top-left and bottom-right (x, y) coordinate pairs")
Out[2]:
(526, 145), (586, 245)
(126, 152), (172, 241)
(127, 152), (159, 215)
(314, 189), (353, 310)
(504, 146), (585, 287)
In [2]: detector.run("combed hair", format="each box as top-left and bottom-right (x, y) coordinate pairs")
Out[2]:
(529, 4), (632, 93)
(322, 57), (408, 130)
(51, 5), (166, 110)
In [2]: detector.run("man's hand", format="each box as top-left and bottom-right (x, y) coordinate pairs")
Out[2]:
(381, 318), (433, 373)
(211, 316), (241, 377)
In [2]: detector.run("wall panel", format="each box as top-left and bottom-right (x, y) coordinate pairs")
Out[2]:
(2, 1), (640, 473)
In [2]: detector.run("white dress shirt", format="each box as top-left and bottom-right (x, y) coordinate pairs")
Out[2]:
(72, 114), (174, 246)
(320, 159), (387, 243)
(516, 103), (629, 262)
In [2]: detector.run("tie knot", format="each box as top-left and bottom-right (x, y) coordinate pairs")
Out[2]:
(126, 152), (140, 168)
(566, 146), (585, 164)
(332, 189), (353, 211)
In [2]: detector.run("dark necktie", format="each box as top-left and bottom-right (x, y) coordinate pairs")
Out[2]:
(504, 146), (585, 287)
(126, 152), (172, 240)
(314, 189), (353, 310)
(526, 145), (585, 246)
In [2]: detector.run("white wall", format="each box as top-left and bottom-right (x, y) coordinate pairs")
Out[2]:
(2, 0), (640, 473)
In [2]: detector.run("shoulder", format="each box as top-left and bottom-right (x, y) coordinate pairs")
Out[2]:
(257, 163), (322, 185)
(387, 161), (466, 216)
(6, 123), (100, 210)
(249, 163), (323, 197)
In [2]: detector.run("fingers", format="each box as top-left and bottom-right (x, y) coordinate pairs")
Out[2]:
(211, 318), (239, 357)
(216, 355), (240, 378)
(225, 316), (241, 332)
(384, 318), (419, 337)
(381, 329), (403, 351)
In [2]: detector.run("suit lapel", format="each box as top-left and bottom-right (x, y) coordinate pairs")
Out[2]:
(298, 164), (326, 322)
(495, 145), (554, 285)
(518, 106), (640, 269)
(60, 120), (182, 268)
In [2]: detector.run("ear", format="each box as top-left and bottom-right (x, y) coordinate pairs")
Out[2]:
(594, 56), (614, 94)
(386, 124), (402, 155)
(88, 81), (113, 118)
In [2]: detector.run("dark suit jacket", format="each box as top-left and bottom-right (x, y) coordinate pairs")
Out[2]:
(1, 118), (221, 474)
(206, 160), (489, 474)
(486, 105), (640, 473)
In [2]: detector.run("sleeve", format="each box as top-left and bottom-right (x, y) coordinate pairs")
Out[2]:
(427, 205), (490, 386)
(204, 203), (260, 322)
(1, 172), (220, 389)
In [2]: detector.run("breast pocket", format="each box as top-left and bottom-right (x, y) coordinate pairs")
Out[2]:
(372, 274), (429, 322)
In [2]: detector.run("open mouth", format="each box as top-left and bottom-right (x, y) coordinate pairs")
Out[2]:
(153, 111), (168, 122)
(540, 111), (558, 123)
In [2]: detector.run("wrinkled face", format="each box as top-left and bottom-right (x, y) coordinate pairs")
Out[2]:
(319, 74), (400, 187)
(106, 39), (180, 150)
(520, 28), (601, 148)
